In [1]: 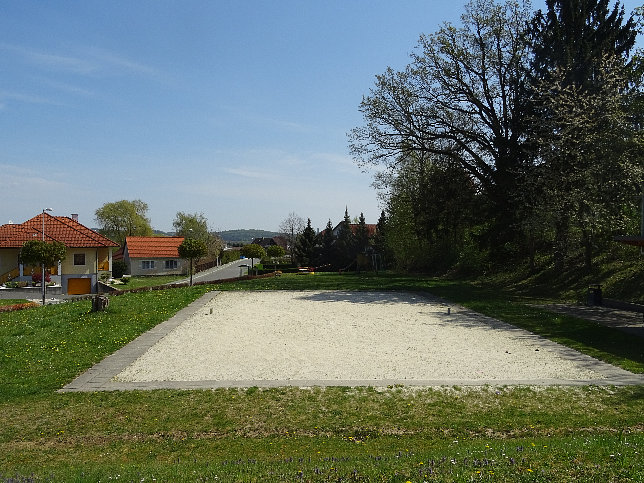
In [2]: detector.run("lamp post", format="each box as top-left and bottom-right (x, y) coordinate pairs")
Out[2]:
(188, 228), (194, 286)
(42, 208), (52, 305)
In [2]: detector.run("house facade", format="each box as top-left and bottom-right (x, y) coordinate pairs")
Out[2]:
(331, 222), (377, 239)
(0, 213), (119, 295)
(119, 236), (187, 276)
(251, 236), (288, 251)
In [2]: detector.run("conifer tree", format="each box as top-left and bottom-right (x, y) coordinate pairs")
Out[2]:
(319, 219), (336, 267)
(373, 210), (388, 263)
(294, 218), (317, 266)
(335, 207), (357, 268)
(355, 212), (370, 254)
(530, 0), (637, 90)
(527, 0), (641, 271)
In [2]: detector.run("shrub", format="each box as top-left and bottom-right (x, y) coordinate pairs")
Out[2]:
(120, 277), (130, 284)
(240, 244), (266, 261)
(266, 245), (286, 259)
(221, 250), (241, 264)
(112, 260), (128, 279)
(0, 302), (39, 313)
(31, 272), (51, 284)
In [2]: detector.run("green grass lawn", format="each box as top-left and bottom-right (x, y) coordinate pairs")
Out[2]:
(1, 272), (643, 481)
(112, 274), (186, 290)
(0, 299), (29, 307)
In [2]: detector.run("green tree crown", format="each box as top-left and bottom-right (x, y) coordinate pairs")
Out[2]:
(178, 238), (208, 261)
(240, 244), (266, 261)
(95, 200), (152, 246)
(20, 240), (66, 267)
(266, 245), (286, 258)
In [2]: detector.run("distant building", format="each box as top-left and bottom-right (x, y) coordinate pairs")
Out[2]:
(331, 223), (377, 238)
(0, 212), (118, 294)
(117, 236), (188, 276)
(251, 236), (288, 251)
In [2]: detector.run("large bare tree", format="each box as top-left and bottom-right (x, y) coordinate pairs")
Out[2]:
(279, 212), (305, 260)
(350, 0), (532, 245)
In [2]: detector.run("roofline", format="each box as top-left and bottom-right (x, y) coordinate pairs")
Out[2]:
(125, 236), (185, 240)
(4, 213), (118, 248)
(55, 215), (118, 247)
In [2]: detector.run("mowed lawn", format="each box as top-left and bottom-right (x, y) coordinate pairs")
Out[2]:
(1, 273), (643, 481)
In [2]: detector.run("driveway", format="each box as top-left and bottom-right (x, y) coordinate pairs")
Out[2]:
(177, 257), (257, 284)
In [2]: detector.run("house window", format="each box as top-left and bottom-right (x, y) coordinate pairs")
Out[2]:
(73, 253), (86, 266)
(141, 260), (155, 270)
(165, 260), (178, 270)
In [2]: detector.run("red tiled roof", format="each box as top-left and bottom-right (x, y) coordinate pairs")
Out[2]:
(332, 223), (378, 237)
(350, 224), (377, 237)
(125, 236), (184, 258)
(0, 224), (39, 247)
(0, 213), (118, 248)
(113, 246), (125, 261)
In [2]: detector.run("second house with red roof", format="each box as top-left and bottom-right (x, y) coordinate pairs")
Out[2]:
(117, 236), (188, 276)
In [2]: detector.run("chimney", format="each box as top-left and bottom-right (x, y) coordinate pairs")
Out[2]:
(71, 214), (78, 222)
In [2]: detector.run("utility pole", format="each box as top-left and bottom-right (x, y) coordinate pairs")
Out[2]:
(41, 208), (52, 305)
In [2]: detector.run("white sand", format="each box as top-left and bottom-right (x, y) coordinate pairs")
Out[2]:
(115, 291), (606, 383)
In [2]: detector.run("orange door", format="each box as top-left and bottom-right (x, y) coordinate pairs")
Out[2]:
(67, 278), (91, 295)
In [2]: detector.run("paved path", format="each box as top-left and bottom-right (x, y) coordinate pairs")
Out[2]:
(536, 304), (644, 338)
(174, 258), (254, 284)
(60, 292), (644, 393)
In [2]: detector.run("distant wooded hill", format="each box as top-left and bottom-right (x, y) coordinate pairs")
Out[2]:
(216, 229), (279, 244)
(95, 228), (280, 245)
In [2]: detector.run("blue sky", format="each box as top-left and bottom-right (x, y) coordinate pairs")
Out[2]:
(1, 1), (640, 233)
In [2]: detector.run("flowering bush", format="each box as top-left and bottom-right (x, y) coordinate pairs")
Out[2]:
(0, 302), (39, 313)
(32, 272), (52, 284)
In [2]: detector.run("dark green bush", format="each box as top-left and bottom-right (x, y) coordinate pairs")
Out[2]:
(221, 250), (241, 264)
(112, 260), (128, 278)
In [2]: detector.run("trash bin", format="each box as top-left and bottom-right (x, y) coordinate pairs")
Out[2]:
(587, 284), (602, 306)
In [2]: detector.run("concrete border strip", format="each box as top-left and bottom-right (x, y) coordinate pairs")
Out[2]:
(60, 291), (221, 392)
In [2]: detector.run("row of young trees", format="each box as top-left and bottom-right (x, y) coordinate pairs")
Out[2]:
(94, 200), (223, 260)
(350, 0), (644, 273)
(94, 200), (225, 283)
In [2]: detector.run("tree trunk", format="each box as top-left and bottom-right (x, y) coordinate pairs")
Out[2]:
(527, 232), (536, 274)
(581, 228), (593, 273)
(92, 295), (109, 312)
(553, 216), (569, 273)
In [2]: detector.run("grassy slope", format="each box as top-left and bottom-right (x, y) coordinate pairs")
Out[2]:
(1, 271), (643, 481)
(487, 247), (644, 304)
